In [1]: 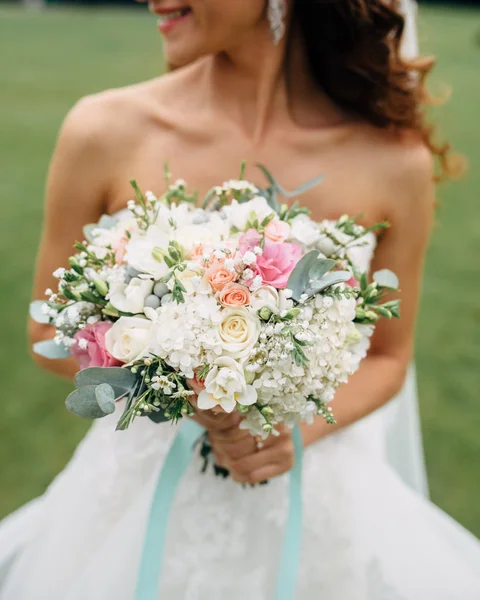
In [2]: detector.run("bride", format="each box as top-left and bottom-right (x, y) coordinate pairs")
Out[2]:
(1, 0), (479, 598)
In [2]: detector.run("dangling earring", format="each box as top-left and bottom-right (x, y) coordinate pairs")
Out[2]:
(268, 0), (287, 45)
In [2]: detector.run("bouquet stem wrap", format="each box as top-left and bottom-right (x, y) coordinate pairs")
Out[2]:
(135, 421), (304, 600)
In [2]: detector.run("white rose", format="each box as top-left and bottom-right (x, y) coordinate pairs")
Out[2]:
(109, 277), (153, 314)
(197, 357), (257, 413)
(124, 225), (171, 280)
(174, 213), (230, 252)
(223, 196), (275, 231)
(250, 285), (280, 314)
(290, 214), (321, 246)
(104, 316), (152, 364)
(218, 307), (261, 360)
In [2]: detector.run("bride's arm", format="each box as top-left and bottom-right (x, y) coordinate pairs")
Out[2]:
(302, 141), (435, 446)
(207, 140), (435, 484)
(29, 98), (114, 380)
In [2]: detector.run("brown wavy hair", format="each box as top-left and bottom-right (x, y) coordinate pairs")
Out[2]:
(294, 0), (457, 180)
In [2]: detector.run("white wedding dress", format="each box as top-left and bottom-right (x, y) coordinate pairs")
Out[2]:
(1, 224), (479, 600)
(1, 2), (479, 598)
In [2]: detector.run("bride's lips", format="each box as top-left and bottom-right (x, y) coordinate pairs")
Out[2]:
(153, 5), (192, 34)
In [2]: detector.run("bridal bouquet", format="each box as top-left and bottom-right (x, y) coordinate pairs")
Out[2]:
(31, 166), (400, 436)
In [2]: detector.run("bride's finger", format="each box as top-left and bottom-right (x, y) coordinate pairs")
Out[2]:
(191, 409), (241, 431)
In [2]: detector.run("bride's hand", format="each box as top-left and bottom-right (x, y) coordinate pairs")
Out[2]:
(209, 425), (295, 485)
(187, 378), (241, 432)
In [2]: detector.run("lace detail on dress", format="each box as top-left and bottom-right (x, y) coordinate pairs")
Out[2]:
(367, 561), (408, 600)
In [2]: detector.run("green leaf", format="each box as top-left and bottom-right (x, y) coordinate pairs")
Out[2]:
(373, 269), (399, 290)
(202, 188), (217, 210)
(33, 340), (71, 359)
(147, 409), (170, 424)
(130, 179), (146, 207)
(287, 250), (323, 301)
(95, 383), (116, 415)
(374, 306), (393, 319)
(308, 259), (336, 282)
(29, 300), (50, 324)
(360, 272), (368, 292)
(381, 300), (401, 318)
(74, 367), (137, 399)
(66, 385), (111, 419)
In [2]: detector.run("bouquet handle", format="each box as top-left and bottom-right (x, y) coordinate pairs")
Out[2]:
(135, 420), (304, 600)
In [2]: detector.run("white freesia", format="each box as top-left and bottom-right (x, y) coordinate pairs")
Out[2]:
(222, 196), (275, 231)
(290, 214), (321, 246)
(197, 357), (257, 413)
(250, 285), (280, 313)
(218, 307), (261, 360)
(173, 261), (205, 295)
(109, 278), (153, 314)
(104, 316), (152, 364)
(124, 225), (172, 280)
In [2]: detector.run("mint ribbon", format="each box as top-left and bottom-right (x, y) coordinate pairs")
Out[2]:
(135, 420), (303, 600)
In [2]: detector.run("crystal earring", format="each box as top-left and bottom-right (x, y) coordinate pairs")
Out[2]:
(268, 0), (287, 45)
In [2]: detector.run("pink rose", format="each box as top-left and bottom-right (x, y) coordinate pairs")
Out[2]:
(264, 220), (290, 244)
(72, 322), (122, 369)
(218, 283), (251, 307)
(205, 262), (237, 291)
(240, 229), (302, 289)
(346, 276), (360, 289)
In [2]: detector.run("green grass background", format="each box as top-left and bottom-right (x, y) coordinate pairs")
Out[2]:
(0, 4), (479, 535)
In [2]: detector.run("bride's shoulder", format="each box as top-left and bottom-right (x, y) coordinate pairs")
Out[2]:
(352, 124), (435, 216)
(56, 66), (199, 152)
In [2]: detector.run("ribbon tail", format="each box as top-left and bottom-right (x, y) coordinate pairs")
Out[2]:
(274, 425), (304, 600)
(135, 420), (204, 600)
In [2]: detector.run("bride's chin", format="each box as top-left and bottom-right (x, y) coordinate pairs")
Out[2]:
(164, 43), (204, 70)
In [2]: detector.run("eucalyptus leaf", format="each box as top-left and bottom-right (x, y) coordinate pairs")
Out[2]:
(282, 174), (325, 199)
(83, 224), (97, 243)
(33, 340), (71, 359)
(261, 188), (281, 214)
(98, 214), (119, 230)
(373, 269), (399, 290)
(66, 385), (111, 419)
(256, 163), (324, 199)
(95, 383), (116, 415)
(74, 367), (137, 399)
(287, 250), (323, 301)
(29, 300), (50, 325)
(308, 259), (336, 282)
(83, 215), (118, 243)
(309, 271), (352, 293)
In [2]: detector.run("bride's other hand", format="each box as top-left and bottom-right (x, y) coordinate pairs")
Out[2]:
(210, 425), (295, 485)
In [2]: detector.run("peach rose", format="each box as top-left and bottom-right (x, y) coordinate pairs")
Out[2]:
(264, 220), (290, 244)
(190, 243), (206, 261)
(218, 283), (251, 307)
(205, 262), (236, 291)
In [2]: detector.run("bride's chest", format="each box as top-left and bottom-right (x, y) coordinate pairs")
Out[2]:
(107, 126), (387, 226)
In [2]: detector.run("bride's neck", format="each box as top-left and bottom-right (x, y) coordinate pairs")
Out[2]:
(204, 28), (333, 142)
